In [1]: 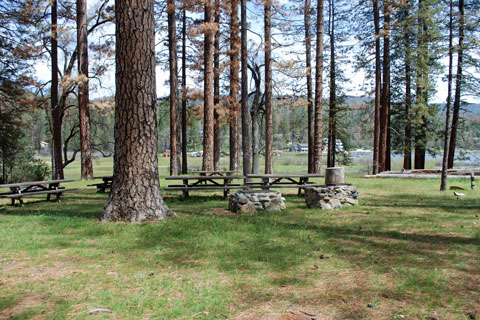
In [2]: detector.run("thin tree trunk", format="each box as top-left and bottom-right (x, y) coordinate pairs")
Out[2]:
(249, 63), (262, 174)
(379, 0), (390, 172)
(51, 0), (63, 180)
(448, 0), (464, 169)
(100, 0), (174, 222)
(77, 0), (93, 180)
(168, 0), (179, 176)
(213, 0), (221, 171)
(327, 0), (336, 168)
(251, 111), (260, 173)
(229, 0), (240, 172)
(241, 0), (251, 177)
(305, 0), (314, 173)
(264, 0), (273, 174)
(441, 0), (454, 191)
(181, 8), (188, 174)
(313, 0), (324, 173)
(372, 0), (380, 174)
(403, 3), (412, 170)
(202, 0), (215, 171)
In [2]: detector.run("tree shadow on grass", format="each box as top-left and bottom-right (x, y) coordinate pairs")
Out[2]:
(0, 190), (106, 219)
(3, 190), (479, 296)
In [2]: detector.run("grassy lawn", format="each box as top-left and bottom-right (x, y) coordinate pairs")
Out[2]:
(1, 155), (479, 319)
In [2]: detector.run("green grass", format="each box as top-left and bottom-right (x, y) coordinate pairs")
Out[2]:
(1, 155), (479, 319)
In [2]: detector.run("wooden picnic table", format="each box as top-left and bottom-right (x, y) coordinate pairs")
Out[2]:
(187, 170), (240, 176)
(88, 176), (113, 193)
(245, 173), (324, 195)
(164, 175), (246, 198)
(0, 179), (77, 206)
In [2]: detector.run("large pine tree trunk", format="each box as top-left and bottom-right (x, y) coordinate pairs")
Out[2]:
(313, 0), (324, 173)
(168, 0), (179, 176)
(229, 0), (240, 172)
(447, 0), (464, 169)
(379, 0), (390, 172)
(181, 8), (188, 174)
(372, 0), (380, 174)
(77, 0), (93, 180)
(202, 0), (215, 171)
(213, 0), (221, 171)
(441, 0), (454, 191)
(241, 0), (251, 177)
(51, 0), (64, 180)
(305, 0), (314, 173)
(264, 0), (273, 174)
(100, 0), (174, 222)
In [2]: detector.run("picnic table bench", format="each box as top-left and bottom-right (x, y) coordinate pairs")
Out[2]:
(164, 175), (246, 198)
(88, 176), (113, 193)
(0, 179), (77, 206)
(245, 173), (324, 195)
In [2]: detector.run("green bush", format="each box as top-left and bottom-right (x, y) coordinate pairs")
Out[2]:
(8, 157), (51, 183)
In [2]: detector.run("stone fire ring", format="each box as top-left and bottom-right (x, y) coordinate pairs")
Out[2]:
(229, 190), (286, 214)
(305, 185), (359, 210)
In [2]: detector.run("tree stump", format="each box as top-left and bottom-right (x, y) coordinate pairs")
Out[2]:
(325, 167), (345, 185)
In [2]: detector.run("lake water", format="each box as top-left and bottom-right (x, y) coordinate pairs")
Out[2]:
(350, 151), (480, 166)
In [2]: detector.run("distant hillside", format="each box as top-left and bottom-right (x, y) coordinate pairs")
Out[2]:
(465, 104), (480, 115)
(344, 96), (372, 105)
(344, 96), (480, 115)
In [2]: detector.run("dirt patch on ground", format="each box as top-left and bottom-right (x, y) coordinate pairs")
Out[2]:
(231, 302), (334, 320)
(0, 293), (52, 320)
(209, 208), (236, 216)
(1, 257), (85, 286)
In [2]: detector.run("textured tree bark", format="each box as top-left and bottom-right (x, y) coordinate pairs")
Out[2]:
(241, 0), (251, 177)
(313, 0), (324, 174)
(168, 0), (179, 176)
(304, 0), (314, 173)
(264, 0), (273, 174)
(327, 0), (336, 169)
(379, 0), (390, 172)
(403, 3), (412, 171)
(447, 0), (464, 169)
(100, 0), (174, 222)
(51, 0), (64, 180)
(213, 0), (221, 171)
(77, 0), (94, 180)
(229, 0), (240, 172)
(181, 8), (188, 174)
(202, 0), (215, 171)
(372, 0), (380, 175)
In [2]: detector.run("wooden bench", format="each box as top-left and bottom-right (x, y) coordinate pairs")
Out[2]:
(88, 176), (113, 193)
(0, 179), (77, 206)
(164, 175), (246, 198)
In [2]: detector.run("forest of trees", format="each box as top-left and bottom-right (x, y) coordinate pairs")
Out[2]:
(1, 0), (479, 219)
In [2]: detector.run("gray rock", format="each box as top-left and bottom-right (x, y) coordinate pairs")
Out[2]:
(320, 202), (332, 210)
(267, 205), (281, 211)
(239, 202), (256, 213)
(238, 197), (249, 204)
(330, 199), (342, 209)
